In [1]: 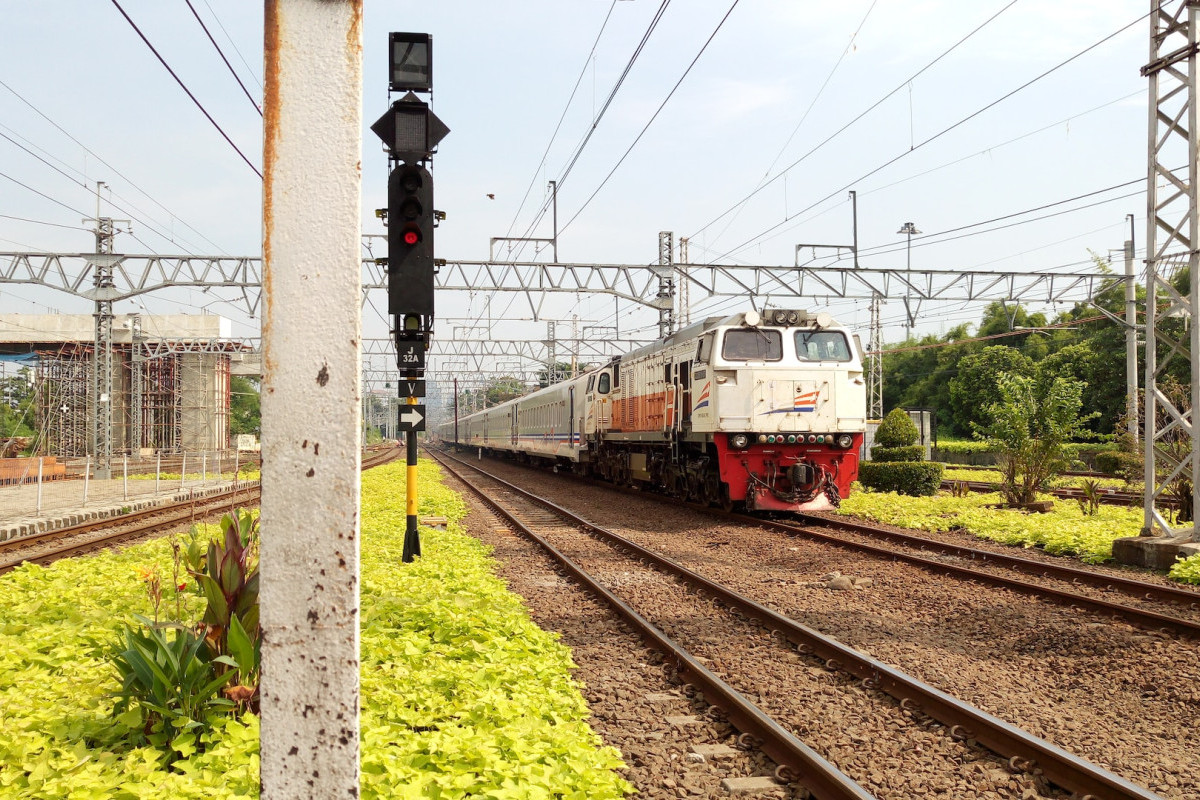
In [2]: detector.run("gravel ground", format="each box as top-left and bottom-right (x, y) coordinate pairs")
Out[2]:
(446, 455), (1200, 799)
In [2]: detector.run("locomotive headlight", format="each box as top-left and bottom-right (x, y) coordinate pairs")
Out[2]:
(836, 433), (854, 449)
(730, 433), (751, 449)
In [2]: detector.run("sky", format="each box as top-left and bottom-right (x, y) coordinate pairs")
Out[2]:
(0, 0), (1155, 396)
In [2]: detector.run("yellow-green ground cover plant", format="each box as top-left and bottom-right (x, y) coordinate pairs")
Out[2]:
(837, 486), (1143, 565)
(0, 458), (630, 799)
(1170, 553), (1200, 586)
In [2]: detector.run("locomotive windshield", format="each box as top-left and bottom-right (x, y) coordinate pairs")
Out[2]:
(795, 331), (852, 362)
(722, 329), (782, 361)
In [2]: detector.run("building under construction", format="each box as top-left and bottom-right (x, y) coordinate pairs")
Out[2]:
(0, 314), (255, 457)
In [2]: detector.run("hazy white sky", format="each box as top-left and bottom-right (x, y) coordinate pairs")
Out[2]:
(0, 1), (1153, 382)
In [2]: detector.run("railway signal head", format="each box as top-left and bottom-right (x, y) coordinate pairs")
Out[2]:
(388, 162), (434, 318)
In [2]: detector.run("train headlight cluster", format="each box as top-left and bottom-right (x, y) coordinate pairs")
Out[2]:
(733, 432), (856, 448)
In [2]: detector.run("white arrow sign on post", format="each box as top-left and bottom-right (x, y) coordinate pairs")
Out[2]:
(398, 405), (426, 432)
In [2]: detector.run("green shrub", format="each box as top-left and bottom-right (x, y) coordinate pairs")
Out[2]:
(858, 461), (943, 496)
(1093, 449), (1142, 483)
(111, 617), (237, 762)
(870, 444), (924, 463)
(875, 408), (919, 447)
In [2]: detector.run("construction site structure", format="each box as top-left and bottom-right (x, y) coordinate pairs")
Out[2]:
(0, 314), (253, 457)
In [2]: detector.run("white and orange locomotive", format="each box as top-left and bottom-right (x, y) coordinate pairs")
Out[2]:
(436, 309), (866, 512)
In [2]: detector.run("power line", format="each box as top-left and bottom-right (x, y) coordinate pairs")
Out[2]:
(501, 0), (619, 244)
(713, 10), (1149, 262)
(109, 0), (262, 179)
(691, 0), (1024, 244)
(0, 79), (230, 254)
(559, 0), (742, 236)
(200, 0), (263, 92)
(0, 170), (90, 219)
(508, 0), (673, 259)
(0, 214), (89, 232)
(709, 0), (881, 246)
(185, 0), (262, 117)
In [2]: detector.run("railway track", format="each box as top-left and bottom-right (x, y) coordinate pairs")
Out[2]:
(0, 446), (401, 574)
(942, 479), (1165, 509)
(431, 448), (1164, 800)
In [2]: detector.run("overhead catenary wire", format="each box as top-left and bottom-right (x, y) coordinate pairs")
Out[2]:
(558, 0), (742, 237)
(184, 0), (262, 117)
(709, 0), (881, 246)
(0, 79), (231, 254)
(0, 128), (206, 254)
(691, 0), (1024, 245)
(501, 0), (619, 244)
(109, 0), (263, 179)
(505, 0), (673, 263)
(711, 10), (1150, 263)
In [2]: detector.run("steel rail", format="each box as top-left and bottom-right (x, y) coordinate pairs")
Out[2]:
(436, 450), (1165, 800)
(944, 479), (1163, 509)
(791, 511), (1200, 611)
(431, 450), (875, 800)
(752, 516), (1200, 639)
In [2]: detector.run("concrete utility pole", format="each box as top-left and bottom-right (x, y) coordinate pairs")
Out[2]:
(260, 1), (362, 796)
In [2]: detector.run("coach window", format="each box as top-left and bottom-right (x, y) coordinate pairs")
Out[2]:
(795, 331), (851, 362)
(597, 372), (611, 394)
(722, 329), (782, 361)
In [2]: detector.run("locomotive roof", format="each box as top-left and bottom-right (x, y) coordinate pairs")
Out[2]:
(619, 312), (752, 362)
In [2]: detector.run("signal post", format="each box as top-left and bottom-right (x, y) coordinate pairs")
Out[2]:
(371, 32), (449, 563)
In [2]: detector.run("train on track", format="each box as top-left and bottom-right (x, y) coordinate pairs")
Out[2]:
(434, 309), (867, 513)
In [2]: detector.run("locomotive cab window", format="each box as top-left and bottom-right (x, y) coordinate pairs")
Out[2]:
(795, 331), (852, 362)
(722, 329), (782, 361)
(587, 375), (595, 393)
(597, 372), (611, 394)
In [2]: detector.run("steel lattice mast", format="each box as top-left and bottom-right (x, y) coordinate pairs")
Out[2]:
(1142, 0), (1200, 540)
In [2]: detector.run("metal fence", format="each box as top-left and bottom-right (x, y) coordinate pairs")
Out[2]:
(0, 450), (259, 528)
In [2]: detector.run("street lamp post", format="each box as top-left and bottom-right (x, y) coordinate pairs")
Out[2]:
(897, 221), (921, 336)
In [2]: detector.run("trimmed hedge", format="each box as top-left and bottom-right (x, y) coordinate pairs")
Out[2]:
(870, 445), (924, 463)
(858, 461), (944, 496)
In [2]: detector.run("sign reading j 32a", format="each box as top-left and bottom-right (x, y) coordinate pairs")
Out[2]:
(396, 339), (425, 371)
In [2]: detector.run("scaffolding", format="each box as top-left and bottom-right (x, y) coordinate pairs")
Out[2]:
(30, 343), (233, 457)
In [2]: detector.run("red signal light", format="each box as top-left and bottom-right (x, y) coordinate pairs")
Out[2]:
(403, 228), (420, 245)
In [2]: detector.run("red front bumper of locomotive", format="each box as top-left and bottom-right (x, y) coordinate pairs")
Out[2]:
(714, 433), (862, 512)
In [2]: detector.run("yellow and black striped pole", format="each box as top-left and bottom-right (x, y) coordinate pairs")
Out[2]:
(401, 394), (421, 562)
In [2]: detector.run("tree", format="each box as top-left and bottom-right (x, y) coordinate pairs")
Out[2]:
(977, 372), (1096, 506)
(230, 376), (261, 436)
(948, 346), (1035, 436)
(486, 376), (528, 406)
(537, 361), (575, 388)
(0, 367), (36, 444)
